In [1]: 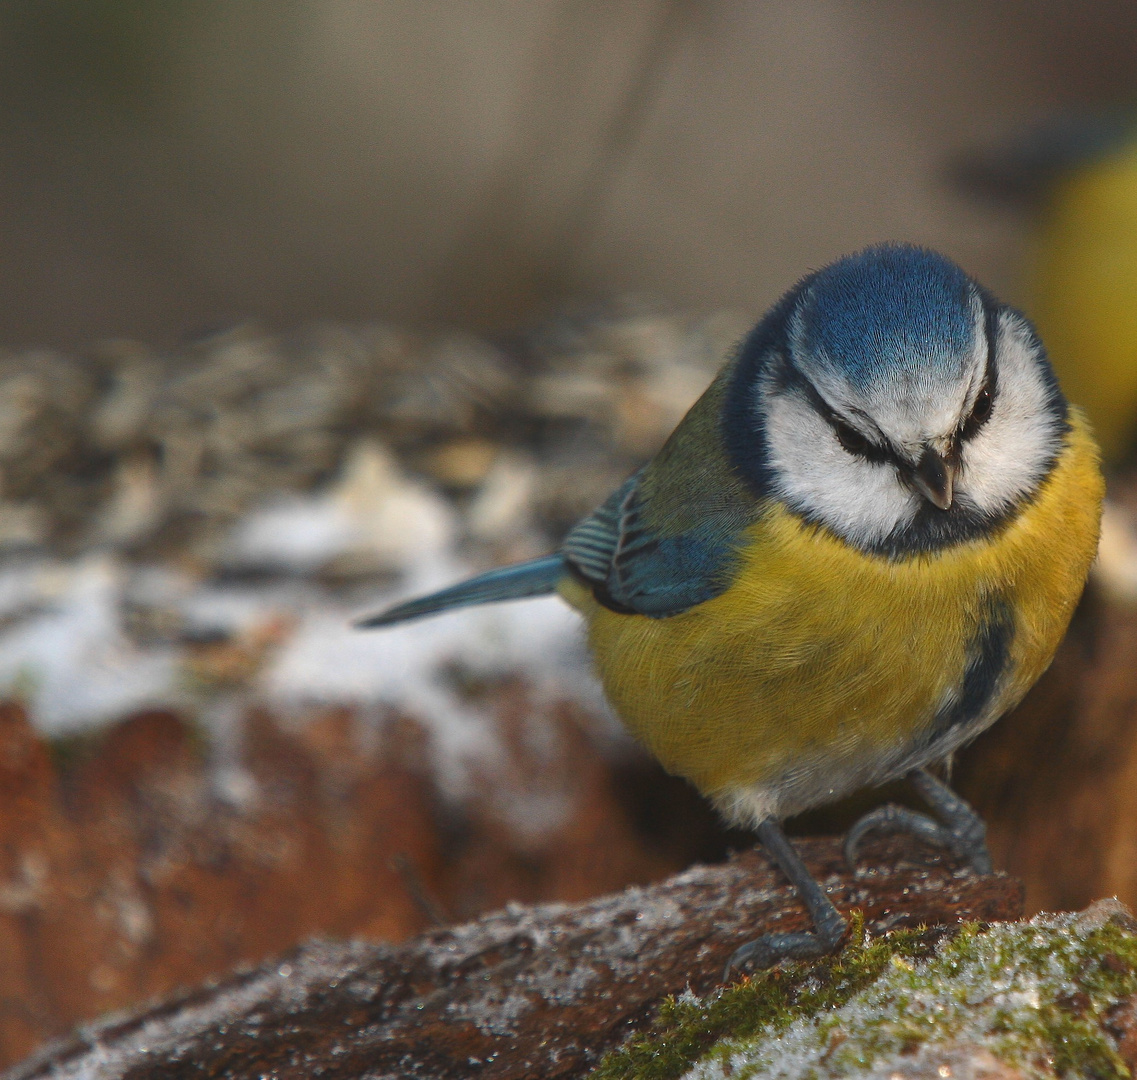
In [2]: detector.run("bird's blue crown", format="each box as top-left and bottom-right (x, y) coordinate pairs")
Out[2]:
(795, 245), (977, 388)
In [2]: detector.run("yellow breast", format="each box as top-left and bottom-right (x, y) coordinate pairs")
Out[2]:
(559, 411), (1103, 820)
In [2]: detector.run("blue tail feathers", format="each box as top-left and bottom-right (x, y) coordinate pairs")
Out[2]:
(355, 554), (566, 628)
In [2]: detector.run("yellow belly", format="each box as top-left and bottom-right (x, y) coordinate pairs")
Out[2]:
(559, 412), (1103, 822)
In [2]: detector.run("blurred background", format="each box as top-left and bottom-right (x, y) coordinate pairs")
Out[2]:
(5, 0), (1137, 347)
(3, 0), (1137, 1068)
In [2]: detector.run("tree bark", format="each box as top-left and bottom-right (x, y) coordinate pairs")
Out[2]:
(6, 835), (1023, 1080)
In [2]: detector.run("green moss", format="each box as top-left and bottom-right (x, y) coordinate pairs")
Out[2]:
(591, 907), (1137, 1080)
(591, 914), (941, 1080)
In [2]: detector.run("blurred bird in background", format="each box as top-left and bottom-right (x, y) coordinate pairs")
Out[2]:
(359, 245), (1103, 974)
(956, 112), (1137, 464)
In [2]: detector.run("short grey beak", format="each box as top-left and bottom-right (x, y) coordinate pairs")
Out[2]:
(912, 446), (956, 511)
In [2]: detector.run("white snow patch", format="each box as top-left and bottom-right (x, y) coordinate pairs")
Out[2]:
(0, 440), (619, 835)
(0, 557), (181, 734)
(0, 544), (614, 814)
(262, 587), (607, 800)
(219, 440), (456, 575)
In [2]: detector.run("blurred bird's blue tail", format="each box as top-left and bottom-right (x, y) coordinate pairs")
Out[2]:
(354, 555), (566, 628)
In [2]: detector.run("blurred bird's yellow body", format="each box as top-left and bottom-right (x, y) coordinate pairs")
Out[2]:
(1034, 143), (1137, 461)
(560, 411), (1101, 824)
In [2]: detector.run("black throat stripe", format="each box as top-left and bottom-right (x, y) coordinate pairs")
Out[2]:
(921, 596), (1014, 750)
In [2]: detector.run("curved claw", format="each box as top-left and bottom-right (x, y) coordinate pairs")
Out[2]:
(723, 931), (825, 981)
(908, 770), (993, 875)
(844, 804), (956, 867)
(723, 899), (847, 981)
(844, 801), (993, 875)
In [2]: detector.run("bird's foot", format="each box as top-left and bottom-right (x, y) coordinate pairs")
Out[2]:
(723, 907), (846, 980)
(844, 803), (968, 864)
(845, 769), (992, 874)
(724, 819), (848, 981)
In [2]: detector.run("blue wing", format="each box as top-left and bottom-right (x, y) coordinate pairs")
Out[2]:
(358, 465), (745, 629)
(360, 338), (765, 628)
(561, 470), (748, 618)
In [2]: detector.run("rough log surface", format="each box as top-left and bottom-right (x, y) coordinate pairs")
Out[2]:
(5, 835), (1023, 1080)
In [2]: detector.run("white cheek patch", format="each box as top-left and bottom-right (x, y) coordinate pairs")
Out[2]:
(958, 312), (1064, 515)
(762, 388), (918, 546)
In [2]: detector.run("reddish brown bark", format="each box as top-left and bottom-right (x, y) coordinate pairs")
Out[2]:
(8, 835), (1022, 1080)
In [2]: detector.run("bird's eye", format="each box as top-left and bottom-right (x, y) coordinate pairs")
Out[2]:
(834, 421), (869, 457)
(961, 386), (993, 440)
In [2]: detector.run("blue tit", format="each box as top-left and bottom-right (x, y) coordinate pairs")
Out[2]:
(358, 244), (1103, 973)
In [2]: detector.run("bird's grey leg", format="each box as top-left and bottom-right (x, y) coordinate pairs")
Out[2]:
(908, 768), (992, 872)
(724, 819), (847, 980)
(844, 767), (992, 874)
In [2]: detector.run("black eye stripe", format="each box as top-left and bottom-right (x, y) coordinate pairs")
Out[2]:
(832, 417), (892, 464)
(955, 291), (1001, 444)
(776, 357), (891, 461)
(981, 291), (1001, 399)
